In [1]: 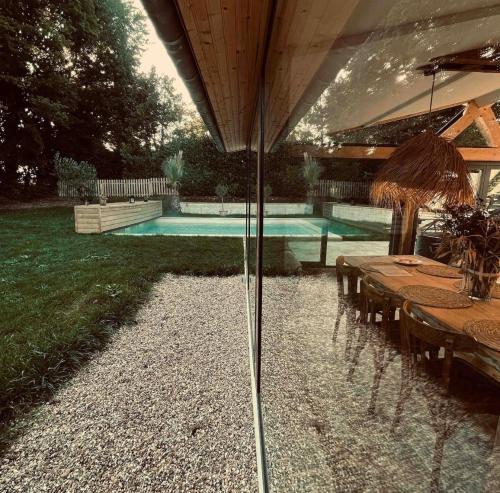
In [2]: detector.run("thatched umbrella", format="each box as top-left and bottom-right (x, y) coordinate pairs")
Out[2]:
(371, 129), (474, 254)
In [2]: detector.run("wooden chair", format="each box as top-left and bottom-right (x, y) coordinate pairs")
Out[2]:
(349, 275), (403, 413)
(399, 300), (478, 393)
(333, 256), (359, 348)
(393, 300), (480, 432)
(359, 274), (402, 330)
(393, 300), (500, 492)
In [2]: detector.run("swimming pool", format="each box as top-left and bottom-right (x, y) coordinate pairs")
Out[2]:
(110, 217), (373, 239)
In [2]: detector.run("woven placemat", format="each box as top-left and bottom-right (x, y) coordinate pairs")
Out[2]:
(463, 320), (500, 352)
(416, 264), (463, 279)
(398, 285), (472, 308)
(359, 261), (393, 272)
(493, 284), (500, 300)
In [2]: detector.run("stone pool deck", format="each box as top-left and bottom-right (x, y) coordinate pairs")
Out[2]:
(0, 276), (257, 492)
(288, 240), (389, 265)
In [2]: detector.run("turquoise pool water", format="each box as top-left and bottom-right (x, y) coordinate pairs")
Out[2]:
(110, 217), (372, 239)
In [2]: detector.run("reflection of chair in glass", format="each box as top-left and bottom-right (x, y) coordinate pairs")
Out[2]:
(394, 301), (479, 421)
(350, 275), (402, 413)
(393, 301), (500, 492)
(333, 256), (359, 359)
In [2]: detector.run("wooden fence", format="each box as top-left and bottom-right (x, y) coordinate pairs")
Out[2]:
(314, 180), (371, 200)
(58, 178), (177, 198)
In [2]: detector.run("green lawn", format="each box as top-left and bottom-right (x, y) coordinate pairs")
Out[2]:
(0, 207), (298, 428)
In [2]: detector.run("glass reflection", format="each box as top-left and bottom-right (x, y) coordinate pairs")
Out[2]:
(258, 0), (500, 491)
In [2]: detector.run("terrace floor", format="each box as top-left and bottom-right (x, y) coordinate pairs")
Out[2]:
(0, 275), (257, 492)
(288, 240), (389, 265)
(261, 275), (499, 492)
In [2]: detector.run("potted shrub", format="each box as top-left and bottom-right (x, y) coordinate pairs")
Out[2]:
(264, 184), (272, 216)
(437, 203), (500, 300)
(215, 183), (229, 216)
(303, 152), (322, 205)
(162, 151), (184, 212)
(99, 194), (108, 206)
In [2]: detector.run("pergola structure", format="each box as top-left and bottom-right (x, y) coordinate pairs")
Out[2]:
(291, 99), (500, 200)
(293, 100), (500, 160)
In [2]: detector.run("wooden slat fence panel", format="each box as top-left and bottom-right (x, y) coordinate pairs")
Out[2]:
(314, 180), (371, 201)
(58, 178), (177, 198)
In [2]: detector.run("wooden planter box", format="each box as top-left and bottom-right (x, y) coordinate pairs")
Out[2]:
(74, 201), (162, 234)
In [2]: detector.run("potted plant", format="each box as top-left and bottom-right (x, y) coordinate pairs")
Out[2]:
(264, 184), (272, 216)
(162, 150), (184, 212)
(303, 152), (322, 205)
(437, 203), (500, 300)
(215, 183), (229, 216)
(99, 194), (108, 206)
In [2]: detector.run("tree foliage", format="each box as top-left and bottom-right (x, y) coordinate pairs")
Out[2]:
(54, 152), (97, 202)
(215, 183), (229, 199)
(0, 0), (182, 196)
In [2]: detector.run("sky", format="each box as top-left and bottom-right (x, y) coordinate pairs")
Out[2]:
(131, 0), (193, 106)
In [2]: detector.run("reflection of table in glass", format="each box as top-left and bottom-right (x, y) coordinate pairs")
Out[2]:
(345, 254), (500, 491)
(343, 254), (500, 380)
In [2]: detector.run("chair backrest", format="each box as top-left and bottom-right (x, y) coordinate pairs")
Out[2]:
(336, 255), (349, 281)
(361, 275), (403, 308)
(401, 301), (476, 352)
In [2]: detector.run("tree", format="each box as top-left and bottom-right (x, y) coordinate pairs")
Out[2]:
(264, 184), (272, 202)
(54, 153), (97, 203)
(0, 0), (185, 195)
(120, 70), (184, 177)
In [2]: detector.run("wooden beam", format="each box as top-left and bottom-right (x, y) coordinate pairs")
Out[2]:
(474, 105), (500, 147)
(294, 144), (500, 161)
(439, 102), (479, 140)
(460, 147), (500, 161)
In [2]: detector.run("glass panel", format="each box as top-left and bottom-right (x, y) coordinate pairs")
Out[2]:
(258, 2), (500, 492)
(488, 167), (500, 209)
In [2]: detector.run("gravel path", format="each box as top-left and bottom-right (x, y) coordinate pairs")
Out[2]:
(0, 275), (256, 492)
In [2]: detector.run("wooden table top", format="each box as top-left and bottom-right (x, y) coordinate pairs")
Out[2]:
(344, 255), (500, 337)
(344, 255), (500, 381)
(344, 254), (440, 269)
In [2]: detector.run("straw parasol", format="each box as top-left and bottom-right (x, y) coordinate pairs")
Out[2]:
(370, 73), (474, 253)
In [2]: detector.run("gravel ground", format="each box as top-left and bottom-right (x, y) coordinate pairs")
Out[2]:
(260, 275), (498, 492)
(0, 275), (257, 492)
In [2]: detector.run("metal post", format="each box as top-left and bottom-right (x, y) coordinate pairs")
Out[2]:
(245, 147), (251, 289)
(319, 221), (328, 266)
(255, 80), (265, 393)
(477, 166), (492, 203)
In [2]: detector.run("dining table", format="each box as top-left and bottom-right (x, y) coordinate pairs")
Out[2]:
(343, 254), (500, 381)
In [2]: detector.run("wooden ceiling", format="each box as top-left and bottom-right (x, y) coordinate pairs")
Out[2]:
(262, 0), (359, 150)
(176, 0), (359, 151)
(177, 0), (270, 152)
